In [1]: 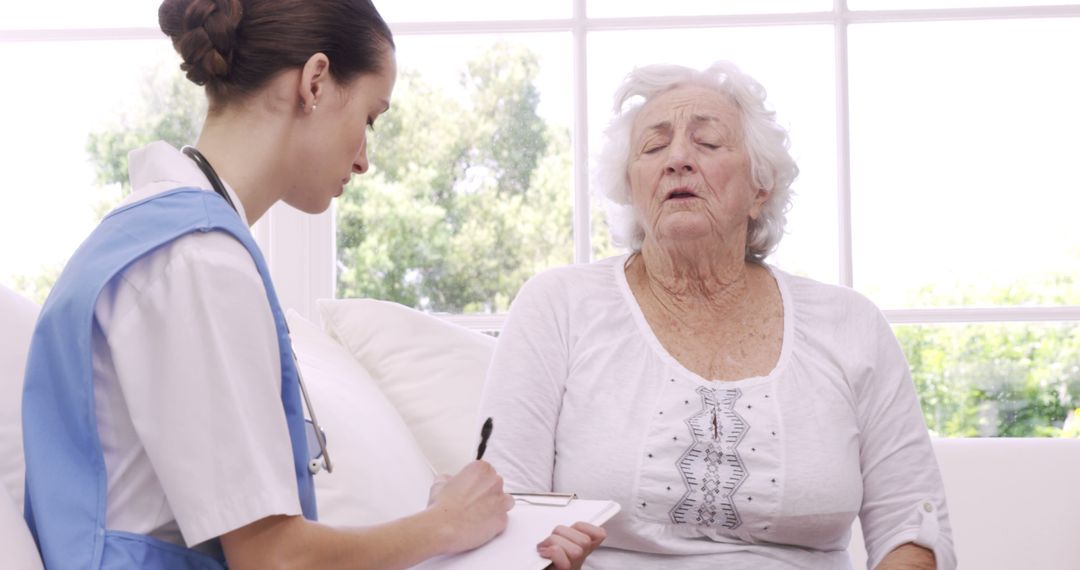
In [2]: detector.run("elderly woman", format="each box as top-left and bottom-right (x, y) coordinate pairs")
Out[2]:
(479, 61), (955, 569)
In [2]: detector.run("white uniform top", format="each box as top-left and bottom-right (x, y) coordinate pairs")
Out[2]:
(479, 254), (956, 570)
(92, 141), (301, 550)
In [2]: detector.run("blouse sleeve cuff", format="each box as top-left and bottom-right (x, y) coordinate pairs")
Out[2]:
(867, 499), (956, 570)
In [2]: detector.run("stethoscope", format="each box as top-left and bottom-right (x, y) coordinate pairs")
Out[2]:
(182, 145), (333, 475)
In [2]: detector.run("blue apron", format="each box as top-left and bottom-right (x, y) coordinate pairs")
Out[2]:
(22, 188), (318, 569)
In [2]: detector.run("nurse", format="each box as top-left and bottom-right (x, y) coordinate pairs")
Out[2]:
(21, 1), (603, 568)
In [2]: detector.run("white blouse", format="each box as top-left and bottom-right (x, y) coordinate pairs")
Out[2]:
(479, 254), (955, 569)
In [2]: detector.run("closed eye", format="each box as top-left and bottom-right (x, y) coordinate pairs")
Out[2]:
(643, 144), (667, 154)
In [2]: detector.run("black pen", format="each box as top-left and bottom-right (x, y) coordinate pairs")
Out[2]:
(476, 417), (493, 460)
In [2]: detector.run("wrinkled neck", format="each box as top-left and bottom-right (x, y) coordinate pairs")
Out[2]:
(629, 246), (752, 320)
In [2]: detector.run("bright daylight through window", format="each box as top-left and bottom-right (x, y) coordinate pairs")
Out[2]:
(1, 1), (1078, 438)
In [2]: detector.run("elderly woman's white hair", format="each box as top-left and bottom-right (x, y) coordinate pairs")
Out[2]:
(593, 61), (798, 261)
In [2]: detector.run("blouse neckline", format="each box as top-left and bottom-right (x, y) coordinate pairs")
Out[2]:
(610, 252), (795, 389)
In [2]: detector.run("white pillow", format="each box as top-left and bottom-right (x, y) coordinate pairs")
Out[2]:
(0, 285), (40, 511)
(286, 310), (435, 527)
(0, 485), (42, 570)
(317, 299), (496, 475)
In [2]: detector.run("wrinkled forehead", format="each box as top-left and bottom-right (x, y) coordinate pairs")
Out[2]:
(631, 84), (741, 139)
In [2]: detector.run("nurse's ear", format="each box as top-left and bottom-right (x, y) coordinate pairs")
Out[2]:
(298, 52), (331, 114)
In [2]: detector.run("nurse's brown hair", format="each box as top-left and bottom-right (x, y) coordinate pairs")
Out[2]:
(158, 0), (394, 107)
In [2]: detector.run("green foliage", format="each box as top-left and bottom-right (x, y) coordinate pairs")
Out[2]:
(335, 43), (573, 312)
(85, 63), (206, 215)
(6, 63), (203, 304)
(898, 277), (1080, 438)
(10, 264), (62, 305)
(461, 45), (548, 197)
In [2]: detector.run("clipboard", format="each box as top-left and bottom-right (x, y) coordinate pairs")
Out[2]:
(411, 494), (621, 570)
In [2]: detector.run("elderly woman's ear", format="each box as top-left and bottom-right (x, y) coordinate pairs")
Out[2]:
(749, 187), (770, 220)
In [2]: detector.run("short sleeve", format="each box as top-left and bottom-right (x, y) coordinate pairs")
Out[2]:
(854, 308), (956, 570)
(104, 232), (301, 546)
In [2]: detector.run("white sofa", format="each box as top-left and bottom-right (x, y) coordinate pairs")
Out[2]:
(0, 285), (44, 570)
(3, 286), (1080, 569)
(847, 437), (1080, 569)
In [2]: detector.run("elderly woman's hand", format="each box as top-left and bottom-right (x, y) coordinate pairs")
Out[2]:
(537, 522), (607, 570)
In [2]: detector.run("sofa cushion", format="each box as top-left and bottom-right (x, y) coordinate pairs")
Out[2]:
(848, 437), (1080, 569)
(287, 310), (435, 527)
(0, 285), (39, 511)
(317, 299), (496, 475)
(0, 485), (42, 569)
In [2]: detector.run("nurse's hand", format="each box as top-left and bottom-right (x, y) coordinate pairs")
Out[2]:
(537, 522), (607, 570)
(425, 460), (514, 554)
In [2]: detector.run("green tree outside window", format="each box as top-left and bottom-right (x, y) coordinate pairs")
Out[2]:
(75, 43), (1080, 439)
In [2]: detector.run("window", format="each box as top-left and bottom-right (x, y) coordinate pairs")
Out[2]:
(0, 35), (183, 304)
(849, 17), (1080, 309)
(3, 2), (1078, 437)
(335, 33), (576, 313)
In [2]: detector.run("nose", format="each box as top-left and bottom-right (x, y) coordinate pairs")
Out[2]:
(664, 137), (695, 175)
(352, 140), (369, 175)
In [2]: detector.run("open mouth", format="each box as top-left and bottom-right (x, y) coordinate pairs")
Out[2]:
(665, 188), (699, 201)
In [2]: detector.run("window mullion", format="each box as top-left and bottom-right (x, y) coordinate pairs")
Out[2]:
(884, 306), (1080, 324)
(572, 0), (591, 264)
(835, 1), (854, 288)
(264, 203), (335, 324)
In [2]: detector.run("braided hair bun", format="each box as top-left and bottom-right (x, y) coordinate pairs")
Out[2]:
(159, 0), (244, 87)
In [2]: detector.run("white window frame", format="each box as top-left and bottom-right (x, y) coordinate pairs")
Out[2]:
(382, 0), (1080, 330)
(5, 1), (1080, 330)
